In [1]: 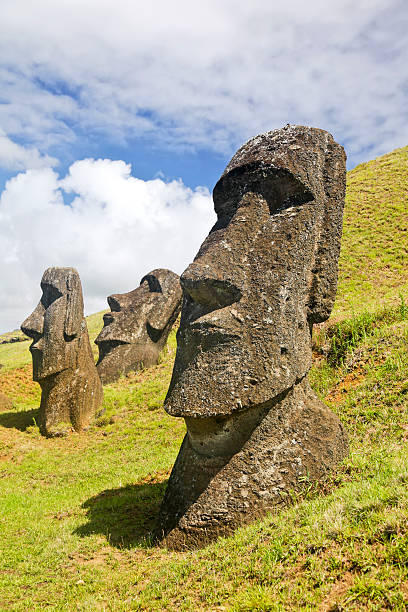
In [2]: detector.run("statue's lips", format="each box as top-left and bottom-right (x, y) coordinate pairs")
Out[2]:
(103, 313), (115, 325)
(97, 338), (129, 347)
(29, 343), (42, 353)
(185, 320), (240, 344)
(97, 313), (133, 345)
(95, 338), (130, 362)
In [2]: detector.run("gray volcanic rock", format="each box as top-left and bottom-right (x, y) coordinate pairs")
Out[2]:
(159, 125), (349, 548)
(21, 267), (103, 437)
(95, 269), (182, 384)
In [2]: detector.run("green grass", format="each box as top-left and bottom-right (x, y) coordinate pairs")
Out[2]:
(0, 336), (31, 371)
(1, 146), (408, 610)
(1, 309), (407, 610)
(314, 294), (408, 367)
(86, 310), (108, 360)
(335, 146), (408, 317)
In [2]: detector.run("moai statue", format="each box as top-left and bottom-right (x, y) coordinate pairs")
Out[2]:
(95, 269), (182, 384)
(21, 267), (103, 437)
(159, 125), (349, 548)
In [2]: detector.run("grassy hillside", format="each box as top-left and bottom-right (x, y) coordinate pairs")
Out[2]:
(0, 146), (408, 610)
(335, 145), (408, 317)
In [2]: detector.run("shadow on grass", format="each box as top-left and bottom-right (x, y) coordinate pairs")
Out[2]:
(0, 408), (38, 431)
(75, 480), (167, 549)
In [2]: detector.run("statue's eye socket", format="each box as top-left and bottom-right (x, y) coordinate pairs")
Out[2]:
(140, 274), (162, 293)
(40, 284), (63, 309)
(214, 168), (314, 219)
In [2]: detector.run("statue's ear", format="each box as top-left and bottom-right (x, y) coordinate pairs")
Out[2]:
(307, 139), (346, 324)
(64, 270), (84, 337)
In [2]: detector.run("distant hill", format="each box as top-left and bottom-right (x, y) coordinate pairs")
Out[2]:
(335, 145), (408, 316)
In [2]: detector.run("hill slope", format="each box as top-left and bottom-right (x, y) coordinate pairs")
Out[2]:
(0, 146), (408, 610)
(335, 145), (408, 316)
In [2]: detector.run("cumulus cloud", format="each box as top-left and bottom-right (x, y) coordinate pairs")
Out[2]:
(0, 159), (215, 332)
(0, 0), (407, 167)
(0, 131), (58, 171)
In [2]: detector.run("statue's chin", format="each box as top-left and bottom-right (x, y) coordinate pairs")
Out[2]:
(184, 400), (273, 458)
(34, 366), (66, 382)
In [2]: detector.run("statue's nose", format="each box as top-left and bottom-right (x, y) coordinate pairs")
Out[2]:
(181, 263), (242, 311)
(21, 304), (44, 341)
(107, 294), (127, 312)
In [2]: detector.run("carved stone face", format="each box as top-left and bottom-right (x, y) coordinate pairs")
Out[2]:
(95, 269), (182, 382)
(96, 271), (176, 346)
(159, 126), (347, 547)
(165, 125), (346, 420)
(21, 267), (84, 381)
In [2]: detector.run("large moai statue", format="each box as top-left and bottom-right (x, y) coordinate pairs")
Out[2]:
(21, 267), (103, 437)
(159, 125), (349, 548)
(95, 269), (182, 384)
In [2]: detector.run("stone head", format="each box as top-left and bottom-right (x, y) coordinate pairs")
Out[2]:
(21, 267), (84, 381)
(95, 268), (181, 361)
(165, 125), (346, 420)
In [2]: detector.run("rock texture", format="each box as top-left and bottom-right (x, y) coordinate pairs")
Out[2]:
(95, 269), (182, 384)
(21, 267), (103, 437)
(159, 125), (349, 548)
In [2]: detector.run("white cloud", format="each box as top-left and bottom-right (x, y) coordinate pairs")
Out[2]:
(0, 0), (407, 166)
(0, 159), (215, 333)
(0, 130), (58, 171)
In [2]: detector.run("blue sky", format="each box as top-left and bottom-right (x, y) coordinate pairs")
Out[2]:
(0, 0), (407, 332)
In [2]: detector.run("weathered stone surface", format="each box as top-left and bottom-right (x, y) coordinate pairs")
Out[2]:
(0, 392), (12, 412)
(95, 269), (182, 384)
(21, 267), (103, 437)
(159, 125), (349, 548)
